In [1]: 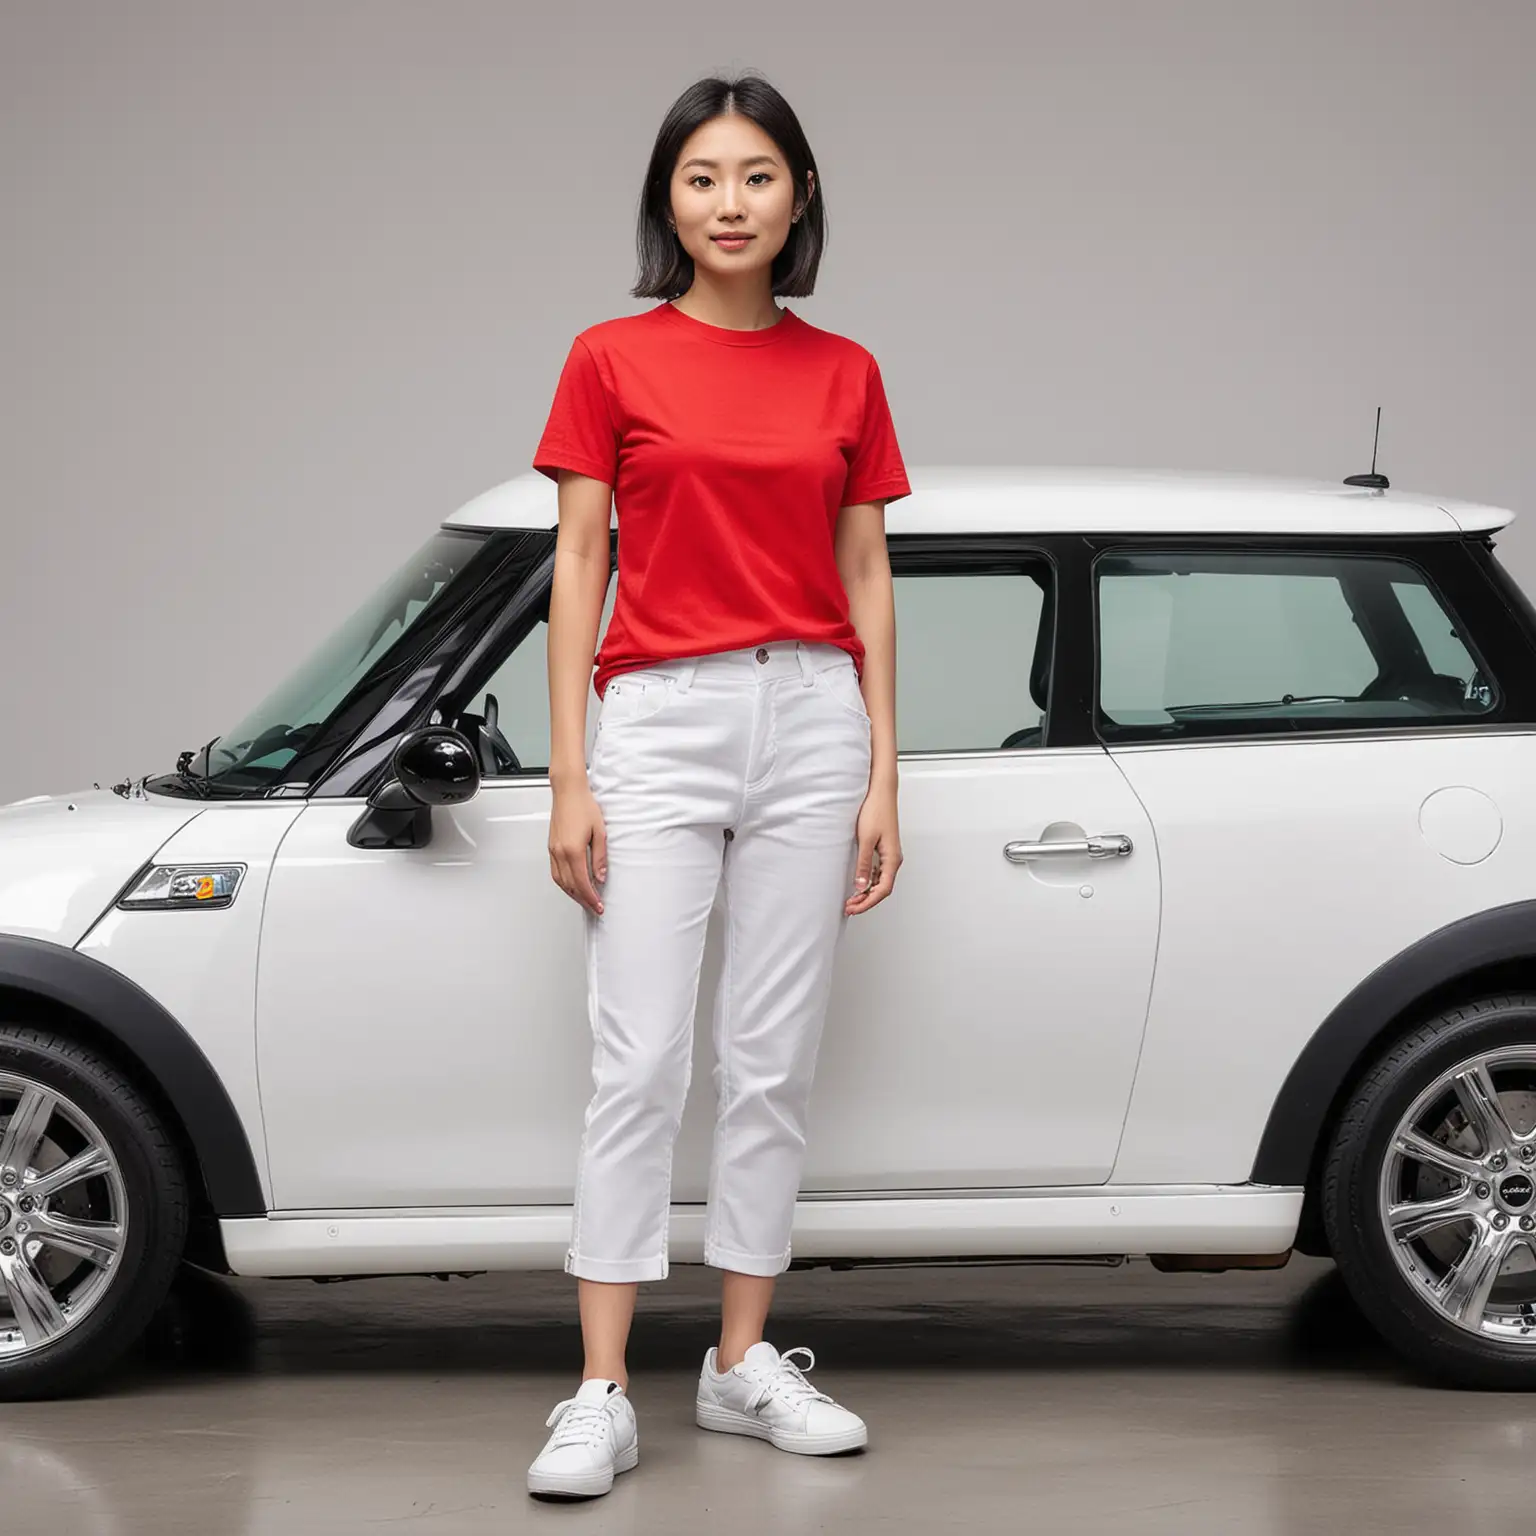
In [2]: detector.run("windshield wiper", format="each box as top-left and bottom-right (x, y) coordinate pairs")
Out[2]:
(167, 763), (212, 798)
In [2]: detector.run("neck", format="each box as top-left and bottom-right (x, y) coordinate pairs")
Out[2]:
(670, 270), (782, 332)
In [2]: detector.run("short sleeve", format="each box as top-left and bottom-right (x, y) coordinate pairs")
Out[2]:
(842, 354), (911, 507)
(533, 336), (620, 487)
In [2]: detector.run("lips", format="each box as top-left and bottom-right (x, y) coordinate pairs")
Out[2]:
(711, 234), (753, 243)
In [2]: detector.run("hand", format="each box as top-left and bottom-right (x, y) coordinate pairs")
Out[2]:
(846, 782), (901, 917)
(549, 782), (607, 915)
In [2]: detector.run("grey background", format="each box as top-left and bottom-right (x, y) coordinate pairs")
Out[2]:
(2, 0), (1532, 804)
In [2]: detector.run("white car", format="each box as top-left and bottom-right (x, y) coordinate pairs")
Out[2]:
(4, 465), (1536, 1398)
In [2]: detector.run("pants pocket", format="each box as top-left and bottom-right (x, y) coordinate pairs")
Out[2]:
(598, 674), (677, 730)
(812, 661), (871, 723)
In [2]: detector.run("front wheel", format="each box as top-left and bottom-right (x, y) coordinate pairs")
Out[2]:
(1325, 995), (1536, 1388)
(0, 1025), (188, 1399)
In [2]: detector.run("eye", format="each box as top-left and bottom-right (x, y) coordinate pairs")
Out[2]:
(688, 175), (714, 189)
(747, 173), (772, 186)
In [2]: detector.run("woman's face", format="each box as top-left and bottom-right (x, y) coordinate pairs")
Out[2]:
(668, 113), (811, 281)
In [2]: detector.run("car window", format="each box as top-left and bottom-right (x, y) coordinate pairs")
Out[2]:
(893, 569), (1051, 752)
(204, 529), (484, 790)
(455, 578), (617, 775)
(1392, 579), (1491, 703)
(454, 562), (1052, 775)
(1096, 550), (1497, 742)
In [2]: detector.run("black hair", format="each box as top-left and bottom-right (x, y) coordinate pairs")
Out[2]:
(632, 74), (825, 300)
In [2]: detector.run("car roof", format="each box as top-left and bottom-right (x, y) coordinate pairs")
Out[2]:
(443, 467), (1515, 537)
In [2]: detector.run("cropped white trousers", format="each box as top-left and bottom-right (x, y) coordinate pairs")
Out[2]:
(566, 640), (873, 1282)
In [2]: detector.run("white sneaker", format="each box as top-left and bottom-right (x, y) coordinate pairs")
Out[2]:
(696, 1342), (868, 1455)
(527, 1378), (639, 1499)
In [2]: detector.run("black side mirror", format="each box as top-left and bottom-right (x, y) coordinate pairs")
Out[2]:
(347, 727), (480, 849)
(392, 727), (481, 806)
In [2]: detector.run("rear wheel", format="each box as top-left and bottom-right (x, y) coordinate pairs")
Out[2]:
(0, 1025), (188, 1399)
(1325, 995), (1536, 1388)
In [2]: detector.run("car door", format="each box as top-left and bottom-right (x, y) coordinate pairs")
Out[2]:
(802, 547), (1162, 1190)
(253, 567), (613, 1213)
(253, 540), (1163, 1212)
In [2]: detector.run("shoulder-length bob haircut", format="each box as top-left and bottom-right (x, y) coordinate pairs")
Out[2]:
(632, 74), (826, 300)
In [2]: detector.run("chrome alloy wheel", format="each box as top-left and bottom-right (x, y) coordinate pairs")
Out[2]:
(1380, 1048), (1536, 1342)
(0, 1071), (127, 1357)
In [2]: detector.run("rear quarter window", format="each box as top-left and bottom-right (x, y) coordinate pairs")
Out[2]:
(1094, 548), (1498, 742)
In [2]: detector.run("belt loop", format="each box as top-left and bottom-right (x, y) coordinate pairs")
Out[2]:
(795, 641), (816, 687)
(675, 656), (698, 694)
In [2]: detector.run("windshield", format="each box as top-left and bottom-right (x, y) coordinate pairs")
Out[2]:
(197, 529), (485, 790)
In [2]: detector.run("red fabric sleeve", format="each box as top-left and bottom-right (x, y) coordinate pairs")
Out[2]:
(533, 337), (621, 486)
(842, 354), (911, 507)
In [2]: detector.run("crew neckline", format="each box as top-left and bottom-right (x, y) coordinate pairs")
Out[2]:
(656, 301), (800, 347)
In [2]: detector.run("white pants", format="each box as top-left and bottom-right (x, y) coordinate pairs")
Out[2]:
(567, 640), (873, 1282)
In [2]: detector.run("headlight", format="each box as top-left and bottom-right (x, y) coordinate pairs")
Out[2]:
(117, 864), (246, 910)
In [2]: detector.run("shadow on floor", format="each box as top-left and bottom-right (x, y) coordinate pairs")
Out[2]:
(128, 1254), (1406, 1390)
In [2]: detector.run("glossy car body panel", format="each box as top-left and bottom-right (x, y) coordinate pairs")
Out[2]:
(0, 791), (204, 945)
(219, 1186), (1304, 1277)
(1109, 732), (1536, 1183)
(76, 803), (306, 1210)
(445, 466), (1515, 537)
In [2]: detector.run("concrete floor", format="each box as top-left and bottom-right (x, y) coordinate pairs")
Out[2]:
(1, 1256), (1530, 1535)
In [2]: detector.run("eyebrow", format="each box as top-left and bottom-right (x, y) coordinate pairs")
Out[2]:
(679, 155), (779, 171)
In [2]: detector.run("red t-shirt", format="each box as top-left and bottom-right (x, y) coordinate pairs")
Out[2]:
(533, 301), (910, 696)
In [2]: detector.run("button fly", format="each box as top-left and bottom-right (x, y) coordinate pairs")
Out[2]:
(755, 648), (770, 664)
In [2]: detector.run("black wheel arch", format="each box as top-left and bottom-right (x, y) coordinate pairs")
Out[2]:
(1252, 900), (1536, 1253)
(0, 934), (266, 1252)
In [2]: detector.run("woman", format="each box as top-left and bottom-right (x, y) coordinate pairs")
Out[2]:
(528, 72), (909, 1500)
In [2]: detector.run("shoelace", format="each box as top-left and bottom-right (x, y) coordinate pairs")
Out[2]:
(739, 1346), (833, 1412)
(544, 1398), (615, 1449)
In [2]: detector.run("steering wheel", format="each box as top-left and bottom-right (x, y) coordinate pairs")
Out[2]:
(1000, 725), (1043, 750)
(483, 694), (521, 774)
(459, 693), (522, 775)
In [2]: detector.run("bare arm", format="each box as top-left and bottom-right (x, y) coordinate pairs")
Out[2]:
(836, 502), (897, 789)
(547, 469), (613, 913)
(835, 502), (902, 913)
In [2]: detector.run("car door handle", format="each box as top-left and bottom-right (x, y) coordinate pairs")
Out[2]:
(1003, 833), (1134, 863)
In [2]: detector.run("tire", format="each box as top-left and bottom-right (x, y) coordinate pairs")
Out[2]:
(0, 1024), (188, 1400)
(1324, 994), (1536, 1389)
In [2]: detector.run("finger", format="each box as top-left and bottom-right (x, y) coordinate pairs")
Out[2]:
(591, 819), (608, 885)
(846, 851), (897, 914)
(852, 840), (876, 897)
(569, 848), (604, 915)
(866, 862), (899, 908)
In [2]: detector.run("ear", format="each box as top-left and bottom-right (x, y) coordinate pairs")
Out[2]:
(797, 169), (817, 219)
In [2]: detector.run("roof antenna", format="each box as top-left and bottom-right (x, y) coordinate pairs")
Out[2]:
(1343, 407), (1390, 492)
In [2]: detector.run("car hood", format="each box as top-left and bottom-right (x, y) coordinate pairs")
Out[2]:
(0, 789), (206, 946)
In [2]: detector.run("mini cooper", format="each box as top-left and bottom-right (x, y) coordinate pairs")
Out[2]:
(5, 465), (1536, 1397)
